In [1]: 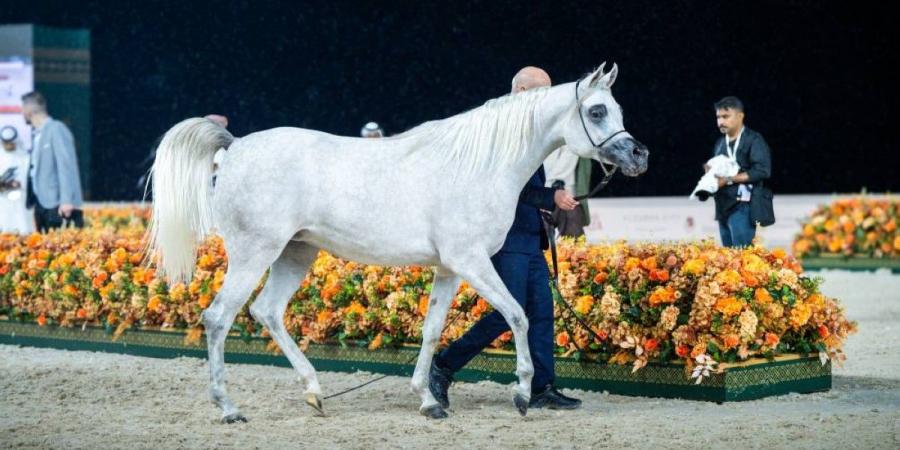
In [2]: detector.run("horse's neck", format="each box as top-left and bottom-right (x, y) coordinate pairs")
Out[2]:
(494, 83), (574, 192)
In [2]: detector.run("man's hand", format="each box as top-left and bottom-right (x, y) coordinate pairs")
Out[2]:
(716, 176), (727, 188)
(554, 190), (579, 211)
(59, 203), (75, 218)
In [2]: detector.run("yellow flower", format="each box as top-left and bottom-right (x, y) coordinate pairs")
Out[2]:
(715, 269), (743, 291)
(345, 301), (366, 317)
(789, 304), (812, 329)
(682, 258), (706, 276)
(574, 295), (594, 315)
(147, 295), (162, 313)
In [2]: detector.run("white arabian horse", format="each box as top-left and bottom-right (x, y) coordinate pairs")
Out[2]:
(148, 63), (648, 422)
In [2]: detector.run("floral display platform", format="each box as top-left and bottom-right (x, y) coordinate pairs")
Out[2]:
(0, 320), (831, 403)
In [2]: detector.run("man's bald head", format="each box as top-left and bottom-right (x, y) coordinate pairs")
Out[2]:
(511, 66), (551, 93)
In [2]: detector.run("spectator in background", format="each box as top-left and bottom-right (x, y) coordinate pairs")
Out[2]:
(21, 91), (84, 232)
(707, 97), (773, 248)
(0, 125), (33, 233)
(361, 121), (384, 138)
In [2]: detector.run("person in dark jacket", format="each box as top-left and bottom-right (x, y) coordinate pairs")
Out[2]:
(708, 96), (772, 247)
(429, 67), (582, 410)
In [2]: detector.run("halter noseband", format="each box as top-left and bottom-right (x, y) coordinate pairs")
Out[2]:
(573, 77), (623, 191)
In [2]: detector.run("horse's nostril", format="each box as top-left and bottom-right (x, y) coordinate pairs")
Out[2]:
(632, 147), (643, 157)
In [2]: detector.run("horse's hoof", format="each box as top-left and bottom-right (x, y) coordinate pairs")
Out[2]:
(222, 413), (248, 424)
(306, 393), (326, 416)
(420, 404), (449, 419)
(513, 393), (529, 417)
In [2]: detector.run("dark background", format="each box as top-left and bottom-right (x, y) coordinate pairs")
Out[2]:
(2, 1), (896, 200)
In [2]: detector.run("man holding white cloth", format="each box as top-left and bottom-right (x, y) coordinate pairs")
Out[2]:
(707, 96), (773, 248)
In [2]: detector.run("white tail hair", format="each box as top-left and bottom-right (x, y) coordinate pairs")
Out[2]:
(145, 117), (233, 283)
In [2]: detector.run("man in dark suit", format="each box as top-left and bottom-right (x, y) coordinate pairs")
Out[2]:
(428, 67), (582, 410)
(21, 92), (84, 232)
(708, 96), (773, 247)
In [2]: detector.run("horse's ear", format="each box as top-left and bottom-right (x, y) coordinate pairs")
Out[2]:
(587, 62), (607, 88)
(589, 62), (618, 89)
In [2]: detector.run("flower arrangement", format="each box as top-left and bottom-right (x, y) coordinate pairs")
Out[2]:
(0, 207), (857, 382)
(793, 197), (899, 259)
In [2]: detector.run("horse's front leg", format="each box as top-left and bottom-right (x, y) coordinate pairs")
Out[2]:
(410, 269), (460, 419)
(444, 254), (533, 417)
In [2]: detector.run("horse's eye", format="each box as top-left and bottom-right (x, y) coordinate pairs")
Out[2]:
(589, 105), (607, 122)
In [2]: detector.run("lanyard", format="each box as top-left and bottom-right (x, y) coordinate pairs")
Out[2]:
(725, 127), (744, 161)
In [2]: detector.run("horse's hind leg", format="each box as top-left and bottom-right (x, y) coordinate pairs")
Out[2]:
(203, 238), (284, 423)
(444, 253), (533, 417)
(248, 241), (324, 415)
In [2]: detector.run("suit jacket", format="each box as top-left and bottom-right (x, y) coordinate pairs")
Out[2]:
(712, 126), (772, 221)
(28, 118), (84, 209)
(499, 167), (557, 254)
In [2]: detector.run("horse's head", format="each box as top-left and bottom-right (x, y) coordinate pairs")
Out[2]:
(563, 63), (649, 177)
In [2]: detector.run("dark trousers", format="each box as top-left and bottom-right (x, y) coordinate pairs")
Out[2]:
(718, 202), (755, 248)
(33, 203), (84, 233)
(27, 176), (84, 233)
(435, 251), (555, 392)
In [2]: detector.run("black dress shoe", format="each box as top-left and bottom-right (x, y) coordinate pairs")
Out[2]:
(529, 384), (582, 410)
(428, 360), (454, 409)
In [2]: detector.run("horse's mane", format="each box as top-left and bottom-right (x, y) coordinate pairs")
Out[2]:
(395, 86), (551, 176)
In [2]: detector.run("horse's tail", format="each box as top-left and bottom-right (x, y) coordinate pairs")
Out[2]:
(146, 117), (233, 284)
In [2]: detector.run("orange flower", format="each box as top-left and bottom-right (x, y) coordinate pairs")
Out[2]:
(147, 295), (162, 313)
(675, 344), (690, 358)
(764, 332), (780, 346)
(198, 293), (212, 308)
(640, 256), (658, 271)
(92, 271), (109, 289)
(76, 308), (87, 319)
(593, 272), (608, 284)
(62, 284), (79, 296)
(418, 295), (430, 316)
(368, 332), (384, 350)
(316, 310), (333, 325)
(649, 269), (670, 282)
(894, 236), (900, 251)
(25, 233), (42, 248)
(770, 248), (787, 260)
(596, 329), (609, 341)
(842, 220), (855, 234)
(740, 270), (759, 287)
(344, 301), (366, 317)
(884, 219), (897, 232)
(714, 296), (743, 316)
(754, 288), (773, 305)
(817, 325), (830, 339)
(649, 286), (677, 307)
(36, 313), (47, 326)
(644, 338), (659, 352)
(555, 332), (570, 347)
(722, 334), (740, 349)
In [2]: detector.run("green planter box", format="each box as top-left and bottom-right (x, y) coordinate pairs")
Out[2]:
(801, 255), (900, 273)
(0, 320), (830, 402)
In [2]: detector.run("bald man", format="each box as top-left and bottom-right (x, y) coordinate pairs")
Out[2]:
(429, 67), (582, 412)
